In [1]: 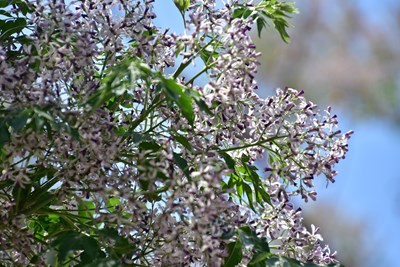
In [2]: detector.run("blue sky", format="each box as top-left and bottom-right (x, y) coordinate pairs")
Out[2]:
(153, 1), (400, 266)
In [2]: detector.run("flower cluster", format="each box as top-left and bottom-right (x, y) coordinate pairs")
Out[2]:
(0, 0), (352, 266)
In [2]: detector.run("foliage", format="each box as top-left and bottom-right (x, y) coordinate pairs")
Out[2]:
(0, 0), (352, 266)
(255, 0), (400, 122)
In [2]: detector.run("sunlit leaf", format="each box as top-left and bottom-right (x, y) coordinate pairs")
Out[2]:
(78, 200), (95, 222)
(163, 78), (195, 125)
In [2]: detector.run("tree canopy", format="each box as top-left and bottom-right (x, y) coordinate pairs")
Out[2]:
(0, 1), (352, 266)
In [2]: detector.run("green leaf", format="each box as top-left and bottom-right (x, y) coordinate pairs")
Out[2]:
(242, 182), (255, 211)
(106, 198), (120, 213)
(17, 1), (34, 15)
(256, 17), (267, 38)
(51, 231), (99, 264)
(22, 190), (56, 215)
(10, 109), (31, 132)
(258, 189), (272, 206)
(173, 152), (190, 179)
(0, 10), (12, 17)
(163, 78), (195, 125)
(125, 131), (151, 143)
(238, 226), (269, 253)
(0, 0), (10, 8)
(29, 255), (39, 264)
(236, 182), (243, 200)
(12, 184), (32, 212)
(173, 133), (192, 151)
(187, 89), (213, 116)
(139, 141), (161, 152)
(221, 228), (236, 240)
(232, 7), (252, 19)
(218, 151), (236, 170)
(97, 228), (120, 240)
(97, 228), (136, 259)
(232, 1), (298, 43)
(222, 174), (237, 192)
(248, 252), (273, 266)
(86, 58), (148, 110)
(78, 200), (95, 222)
(199, 49), (213, 65)
(222, 240), (243, 267)
(0, 121), (10, 147)
(0, 17), (26, 40)
(83, 259), (120, 267)
(241, 154), (250, 163)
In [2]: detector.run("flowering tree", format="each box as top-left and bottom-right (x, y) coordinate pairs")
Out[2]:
(0, 0), (353, 266)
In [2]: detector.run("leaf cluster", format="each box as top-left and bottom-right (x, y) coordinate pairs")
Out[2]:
(232, 0), (298, 42)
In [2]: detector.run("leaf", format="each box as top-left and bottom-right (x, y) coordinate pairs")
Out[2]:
(12, 184), (32, 212)
(97, 228), (118, 240)
(187, 89), (213, 116)
(106, 198), (120, 213)
(139, 141), (161, 152)
(83, 259), (120, 267)
(222, 240), (243, 267)
(237, 161), (273, 208)
(0, 17), (26, 41)
(236, 182), (243, 200)
(0, 121), (10, 147)
(221, 228), (236, 240)
(17, 1), (34, 16)
(173, 152), (190, 179)
(78, 200), (95, 222)
(0, 0), (10, 8)
(248, 252), (273, 266)
(163, 78), (195, 125)
(29, 255), (39, 264)
(0, 10), (12, 17)
(86, 58), (146, 111)
(97, 228), (136, 259)
(218, 151), (236, 170)
(238, 226), (269, 253)
(242, 182), (255, 211)
(256, 17), (267, 38)
(258, 189), (272, 206)
(22, 190), (56, 215)
(173, 133), (192, 151)
(232, 1), (298, 43)
(241, 153), (250, 163)
(51, 231), (99, 264)
(125, 131), (151, 143)
(10, 109), (31, 132)
(232, 6), (252, 19)
(225, 174), (235, 190)
(196, 97), (213, 115)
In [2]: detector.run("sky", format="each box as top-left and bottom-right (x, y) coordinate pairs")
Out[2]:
(153, 1), (400, 266)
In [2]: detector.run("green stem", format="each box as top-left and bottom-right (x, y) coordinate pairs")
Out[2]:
(99, 52), (110, 79)
(218, 135), (288, 153)
(127, 95), (166, 135)
(144, 116), (169, 134)
(172, 35), (220, 79)
(185, 61), (218, 85)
